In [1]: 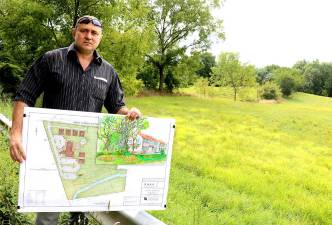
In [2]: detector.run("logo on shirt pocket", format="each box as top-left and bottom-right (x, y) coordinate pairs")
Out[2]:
(93, 76), (108, 83)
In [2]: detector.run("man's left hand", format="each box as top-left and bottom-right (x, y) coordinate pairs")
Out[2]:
(126, 107), (141, 120)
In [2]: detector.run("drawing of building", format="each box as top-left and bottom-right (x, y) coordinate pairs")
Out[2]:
(61, 141), (74, 157)
(129, 133), (166, 154)
(66, 129), (71, 136)
(72, 130), (78, 136)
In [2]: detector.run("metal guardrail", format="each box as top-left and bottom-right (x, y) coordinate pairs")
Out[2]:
(0, 113), (166, 225)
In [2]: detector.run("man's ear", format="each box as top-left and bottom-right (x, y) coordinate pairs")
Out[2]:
(72, 28), (76, 39)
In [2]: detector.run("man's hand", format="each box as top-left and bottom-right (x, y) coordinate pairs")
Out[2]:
(126, 107), (142, 120)
(117, 106), (142, 120)
(9, 135), (26, 163)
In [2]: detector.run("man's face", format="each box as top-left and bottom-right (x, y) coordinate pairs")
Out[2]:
(72, 23), (102, 54)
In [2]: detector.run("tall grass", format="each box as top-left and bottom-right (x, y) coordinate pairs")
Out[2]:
(126, 92), (332, 225)
(1, 93), (332, 225)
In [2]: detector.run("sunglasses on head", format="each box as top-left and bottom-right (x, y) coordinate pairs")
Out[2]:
(76, 17), (102, 28)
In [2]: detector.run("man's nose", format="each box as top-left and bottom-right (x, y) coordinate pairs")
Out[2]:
(85, 31), (92, 39)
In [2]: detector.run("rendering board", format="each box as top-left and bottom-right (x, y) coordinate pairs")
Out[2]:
(18, 107), (175, 212)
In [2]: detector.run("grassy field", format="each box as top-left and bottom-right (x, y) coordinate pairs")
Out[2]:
(126, 92), (332, 225)
(1, 92), (332, 224)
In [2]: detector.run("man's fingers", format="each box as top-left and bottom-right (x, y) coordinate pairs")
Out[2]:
(126, 107), (142, 120)
(10, 142), (26, 163)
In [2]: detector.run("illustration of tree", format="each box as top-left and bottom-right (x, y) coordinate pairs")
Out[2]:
(127, 118), (149, 152)
(98, 116), (122, 152)
(98, 115), (149, 155)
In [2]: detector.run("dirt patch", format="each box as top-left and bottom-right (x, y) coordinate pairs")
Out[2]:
(259, 99), (278, 104)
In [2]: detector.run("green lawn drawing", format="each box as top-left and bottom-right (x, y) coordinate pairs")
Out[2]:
(43, 121), (126, 200)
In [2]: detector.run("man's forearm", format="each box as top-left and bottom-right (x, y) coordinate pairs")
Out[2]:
(9, 101), (27, 162)
(10, 101), (26, 139)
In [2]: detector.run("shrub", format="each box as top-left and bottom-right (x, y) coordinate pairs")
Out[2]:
(259, 82), (281, 100)
(279, 76), (296, 97)
(121, 76), (144, 96)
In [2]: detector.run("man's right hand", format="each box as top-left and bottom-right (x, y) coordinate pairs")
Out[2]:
(9, 135), (26, 163)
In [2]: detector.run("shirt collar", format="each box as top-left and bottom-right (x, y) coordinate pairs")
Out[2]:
(67, 43), (102, 65)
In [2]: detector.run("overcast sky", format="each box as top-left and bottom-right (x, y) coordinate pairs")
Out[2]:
(210, 0), (332, 68)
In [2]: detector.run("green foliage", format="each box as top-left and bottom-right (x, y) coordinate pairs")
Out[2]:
(298, 61), (332, 97)
(0, 133), (33, 224)
(164, 69), (180, 92)
(211, 52), (257, 101)
(173, 53), (203, 88)
(238, 87), (258, 102)
(121, 75), (144, 96)
(0, 0), (61, 65)
(193, 77), (210, 97)
(324, 74), (332, 97)
(137, 62), (160, 89)
(196, 52), (216, 79)
(292, 60), (308, 74)
(259, 81), (281, 100)
(147, 0), (223, 91)
(272, 67), (303, 97)
(0, 63), (23, 98)
(98, 115), (149, 155)
(256, 64), (280, 84)
(279, 76), (296, 96)
(0, 0), (155, 97)
(99, 0), (155, 96)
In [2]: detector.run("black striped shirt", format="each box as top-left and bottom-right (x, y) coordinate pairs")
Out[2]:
(15, 43), (125, 113)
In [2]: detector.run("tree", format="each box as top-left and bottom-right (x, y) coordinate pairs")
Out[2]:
(100, 0), (155, 96)
(303, 61), (328, 95)
(325, 73), (332, 97)
(293, 60), (308, 74)
(259, 82), (281, 100)
(147, 0), (223, 91)
(0, 63), (22, 98)
(196, 52), (216, 79)
(173, 53), (203, 88)
(272, 67), (303, 97)
(211, 52), (256, 101)
(256, 64), (280, 85)
(0, 0), (156, 97)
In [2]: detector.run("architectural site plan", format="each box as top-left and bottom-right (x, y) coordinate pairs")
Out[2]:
(18, 107), (175, 212)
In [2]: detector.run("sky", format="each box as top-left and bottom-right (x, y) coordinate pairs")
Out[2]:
(210, 0), (332, 68)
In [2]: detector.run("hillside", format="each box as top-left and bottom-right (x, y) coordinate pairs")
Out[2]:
(1, 92), (332, 225)
(127, 92), (332, 225)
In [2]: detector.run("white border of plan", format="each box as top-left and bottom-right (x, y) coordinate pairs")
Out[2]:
(18, 107), (175, 212)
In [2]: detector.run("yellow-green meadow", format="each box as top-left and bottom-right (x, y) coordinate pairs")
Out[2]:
(127, 92), (332, 225)
(1, 92), (331, 224)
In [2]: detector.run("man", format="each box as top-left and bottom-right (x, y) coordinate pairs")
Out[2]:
(9, 15), (141, 225)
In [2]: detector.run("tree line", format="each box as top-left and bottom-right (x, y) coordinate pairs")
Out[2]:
(206, 53), (332, 101)
(1, 0), (331, 100)
(0, 0), (223, 98)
